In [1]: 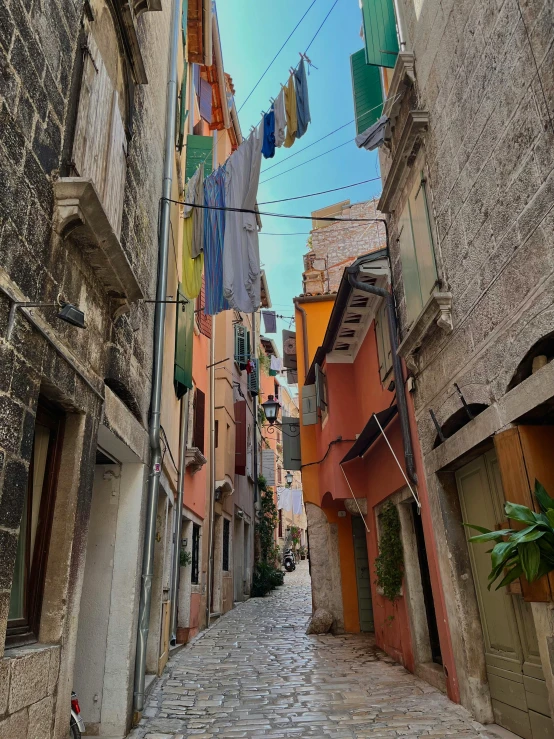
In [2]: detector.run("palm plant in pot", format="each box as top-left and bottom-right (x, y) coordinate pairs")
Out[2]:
(465, 480), (554, 589)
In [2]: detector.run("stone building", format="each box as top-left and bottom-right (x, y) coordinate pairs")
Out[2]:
(357, 0), (554, 734)
(303, 199), (386, 295)
(0, 0), (174, 735)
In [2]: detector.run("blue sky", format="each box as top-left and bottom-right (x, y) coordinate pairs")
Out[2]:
(217, 0), (381, 350)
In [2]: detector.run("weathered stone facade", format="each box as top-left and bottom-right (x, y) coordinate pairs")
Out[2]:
(0, 0), (171, 734)
(303, 199), (386, 295)
(378, 0), (554, 726)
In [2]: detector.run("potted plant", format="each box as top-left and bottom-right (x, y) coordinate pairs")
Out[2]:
(465, 480), (554, 589)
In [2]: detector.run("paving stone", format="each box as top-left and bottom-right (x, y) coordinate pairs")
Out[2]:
(134, 563), (490, 738)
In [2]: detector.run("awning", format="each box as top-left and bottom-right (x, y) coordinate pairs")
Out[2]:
(341, 405), (398, 463)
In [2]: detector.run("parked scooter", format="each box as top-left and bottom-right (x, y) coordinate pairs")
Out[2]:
(283, 548), (296, 572)
(70, 691), (86, 738)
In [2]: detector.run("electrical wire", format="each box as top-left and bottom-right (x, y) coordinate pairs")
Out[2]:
(258, 177), (381, 204)
(261, 231), (312, 236)
(260, 139), (352, 184)
(304, 0), (341, 54)
(237, 0), (318, 114)
(300, 436), (356, 469)
(162, 197), (387, 225)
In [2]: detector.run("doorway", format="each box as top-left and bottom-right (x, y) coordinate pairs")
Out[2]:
(457, 450), (553, 739)
(352, 516), (374, 632)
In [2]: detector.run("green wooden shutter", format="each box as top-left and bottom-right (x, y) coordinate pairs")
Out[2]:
(283, 416), (301, 471)
(185, 134), (213, 181)
(247, 359), (259, 396)
(174, 284), (193, 399)
(409, 175), (438, 305)
(234, 325), (250, 369)
(314, 364), (327, 411)
(177, 64), (188, 153)
(361, 0), (399, 68)
(350, 49), (383, 135)
(181, 0), (188, 46)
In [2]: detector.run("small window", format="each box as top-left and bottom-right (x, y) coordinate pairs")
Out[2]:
(191, 524), (200, 585)
(7, 401), (65, 646)
(375, 300), (393, 383)
(222, 519), (230, 572)
(398, 173), (438, 326)
(278, 509), (283, 538)
(193, 388), (205, 454)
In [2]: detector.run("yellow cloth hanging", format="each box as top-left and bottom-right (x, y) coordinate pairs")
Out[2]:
(182, 214), (203, 299)
(283, 75), (297, 148)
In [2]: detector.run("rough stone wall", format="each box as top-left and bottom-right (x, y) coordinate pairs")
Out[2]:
(0, 0), (170, 734)
(303, 199), (386, 295)
(382, 0), (554, 455)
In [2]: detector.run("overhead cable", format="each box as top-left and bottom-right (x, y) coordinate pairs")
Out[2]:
(258, 177), (381, 204)
(259, 139), (352, 184)
(304, 0), (341, 54)
(237, 0), (318, 114)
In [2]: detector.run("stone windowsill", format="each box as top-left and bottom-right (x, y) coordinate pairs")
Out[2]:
(53, 178), (144, 317)
(185, 446), (208, 475)
(378, 111), (430, 214)
(383, 53), (416, 128)
(397, 292), (453, 371)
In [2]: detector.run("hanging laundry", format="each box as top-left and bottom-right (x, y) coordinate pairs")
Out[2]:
(261, 107), (276, 159)
(181, 175), (203, 299)
(262, 310), (277, 333)
(185, 164), (205, 258)
(270, 355), (283, 373)
(273, 87), (286, 147)
(277, 487), (292, 512)
(291, 489), (303, 515)
(283, 75), (298, 148)
(294, 58), (311, 139)
(355, 115), (390, 151)
(223, 122), (263, 313)
(203, 166), (229, 315)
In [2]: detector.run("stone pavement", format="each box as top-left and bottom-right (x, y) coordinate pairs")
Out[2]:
(130, 562), (495, 739)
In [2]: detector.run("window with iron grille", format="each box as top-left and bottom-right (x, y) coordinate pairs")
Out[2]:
(191, 524), (200, 585)
(222, 519), (230, 572)
(193, 388), (205, 454)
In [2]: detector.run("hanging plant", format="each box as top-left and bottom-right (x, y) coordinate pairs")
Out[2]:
(375, 501), (404, 601)
(465, 480), (554, 589)
(180, 549), (192, 567)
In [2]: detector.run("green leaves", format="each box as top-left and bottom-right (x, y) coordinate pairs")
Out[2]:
(465, 480), (554, 591)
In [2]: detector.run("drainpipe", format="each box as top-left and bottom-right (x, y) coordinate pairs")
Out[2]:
(170, 393), (189, 645)
(293, 299), (309, 380)
(133, 0), (181, 714)
(205, 318), (216, 627)
(346, 268), (417, 485)
(392, 0), (408, 51)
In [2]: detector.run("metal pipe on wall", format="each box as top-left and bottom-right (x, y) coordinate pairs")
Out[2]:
(205, 318), (216, 627)
(346, 269), (417, 485)
(251, 311), (258, 503)
(169, 393), (190, 645)
(133, 0), (181, 714)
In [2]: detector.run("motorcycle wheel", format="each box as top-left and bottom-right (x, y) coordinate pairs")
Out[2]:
(284, 560), (294, 572)
(69, 717), (81, 739)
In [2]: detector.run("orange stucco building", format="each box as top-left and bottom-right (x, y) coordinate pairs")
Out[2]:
(294, 252), (459, 701)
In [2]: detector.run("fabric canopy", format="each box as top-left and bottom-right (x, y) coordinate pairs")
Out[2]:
(341, 405), (398, 463)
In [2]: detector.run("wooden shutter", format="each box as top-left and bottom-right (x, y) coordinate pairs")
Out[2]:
(199, 78), (212, 123)
(103, 91), (127, 238)
(283, 416), (302, 471)
(198, 275), (212, 338)
(397, 203), (423, 326)
(185, 134), (213, 180)
(361, 0), (399, 68)
(315, 364), (327, 411)
(350, 49), (383, 135)
(234, 325), (249, 369)
(174, 284), (194, 399)
(409, 175), (438, 305)
(261, 449), (276, 486)
(247, 359), (259, 396)
(193, 388), (205, 454)
(301, 384), (317, 425)
(177, 63), (188, 153)
(234, 399), (247, 475)
(73, 34), (127, 237)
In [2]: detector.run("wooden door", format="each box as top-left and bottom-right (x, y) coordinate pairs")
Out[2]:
(352, 516), (374, 632)
(457, 452), (553, 739)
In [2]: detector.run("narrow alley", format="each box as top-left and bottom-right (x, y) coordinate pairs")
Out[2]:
(131, 563), (495, 739)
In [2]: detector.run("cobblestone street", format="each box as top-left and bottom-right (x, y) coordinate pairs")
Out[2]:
(131, 562), (497, 739)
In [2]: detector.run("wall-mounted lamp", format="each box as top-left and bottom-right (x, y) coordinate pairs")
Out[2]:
(7, 296), (86, 339)
(285, 471), (294, 487)
(261, 394), (281, 425)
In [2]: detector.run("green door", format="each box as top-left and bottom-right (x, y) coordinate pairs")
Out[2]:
(352, 516), (374, 632)
(457, 451), (553, 739)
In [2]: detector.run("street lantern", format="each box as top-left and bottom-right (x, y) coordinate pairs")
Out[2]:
(285, 471), (293, 487)
(261, 394), (281, 425)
